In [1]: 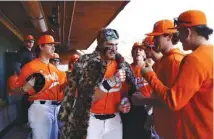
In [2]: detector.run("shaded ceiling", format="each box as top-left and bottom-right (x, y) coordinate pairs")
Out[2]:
(0, 1), (129, 51)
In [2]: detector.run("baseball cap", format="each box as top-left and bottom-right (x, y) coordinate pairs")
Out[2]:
(142, 36), (160, 52)
(24, 35), (35, 41)
(142, 36), (154, 46)
(97, 28), (119, 46)
(146, 20), (177, 36)
(172, 10), (207, 29)
(37, 35), (60, 45)
(132, 42), (144, 48)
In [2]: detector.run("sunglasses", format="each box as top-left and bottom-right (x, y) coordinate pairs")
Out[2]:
(145, 45), (156, 51)
(103, 29), (119, 41)
(173, 17), (192, 27)
(50, 59), (60, 63)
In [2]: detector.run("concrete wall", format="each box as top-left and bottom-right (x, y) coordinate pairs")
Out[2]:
(0, 36), (19, 99)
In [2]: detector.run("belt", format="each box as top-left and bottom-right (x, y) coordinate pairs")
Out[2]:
(94, 114), (116, 120)
(34, 100), (61, 106)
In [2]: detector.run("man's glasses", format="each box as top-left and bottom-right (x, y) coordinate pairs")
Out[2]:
(103, 29), (119, 41)
(173, 17), (192, 27)
(50, 59), (60, 63)
(145, 45), (156, 51)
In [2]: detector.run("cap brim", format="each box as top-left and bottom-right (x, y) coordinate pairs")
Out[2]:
(168, 26), (180, 29)
(133, 45), (145, 49)
(145, 32), (163, 36)
(37, 42), (60, 46)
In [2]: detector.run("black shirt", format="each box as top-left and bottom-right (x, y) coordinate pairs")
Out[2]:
(15, 46), (35, 74)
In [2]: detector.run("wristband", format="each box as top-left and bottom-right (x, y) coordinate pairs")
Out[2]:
(99, 78), (116, 92)
(102, 80), (111, 91)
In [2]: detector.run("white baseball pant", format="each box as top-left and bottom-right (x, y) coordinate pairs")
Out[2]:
(86, 113), (122, 139)
(28, 100), (60, 139)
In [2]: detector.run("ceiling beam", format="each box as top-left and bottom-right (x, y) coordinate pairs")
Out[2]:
(62, 1), (66, 44)
(67, 1), (76, 50)
(21, 1), (48, 33)
(57, 2), (62, 43)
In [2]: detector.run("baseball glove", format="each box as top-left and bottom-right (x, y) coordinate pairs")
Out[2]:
(26, 73), (45, 93)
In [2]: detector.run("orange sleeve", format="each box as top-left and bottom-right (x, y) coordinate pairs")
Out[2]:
(7, 75), (18, 91)
(145, 56), (204, 111)
(163, 57), (181, 87)
(15, 64), (33, 89)
(152, 59), (161, 73)
(7, 75), (18, 95)
(140, 85), (152, 97)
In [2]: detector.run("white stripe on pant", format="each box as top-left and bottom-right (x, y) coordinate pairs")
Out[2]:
(28, 100), (60, 139)
(86, 113), (122, 139)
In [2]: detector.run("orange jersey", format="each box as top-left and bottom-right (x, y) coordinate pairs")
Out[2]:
(16, 58), (66, 101)
(58, 70), (67, 85)
(91, 60), (121, 114)
(7, 74), (19, 95)
(57, 70), (67, 100)
(131, 63), (152, 96)
(145, 45), (213, 139)
(152, 48), (185, 139)
(121, 64), (152, 97)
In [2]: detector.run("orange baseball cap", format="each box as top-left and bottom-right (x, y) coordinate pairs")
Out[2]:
(70, 54), (80, 63)
(142, 36), (154, 46)
(132, 42), (144, 49)
(24, 35), (35, 41)
(146, 20), (177, 36)
(142, 36), (160, 51)
(173, 10), (207, 28)
(37, 35), (60, 45)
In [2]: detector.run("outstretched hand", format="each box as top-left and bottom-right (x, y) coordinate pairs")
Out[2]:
(114, 69), (126, 83)
(141, 62), (153, 77)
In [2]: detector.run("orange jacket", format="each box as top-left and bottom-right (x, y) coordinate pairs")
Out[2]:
(152, 48), (185, 139)
(15, 58), (66, 101)
(91, 60), (121, 114)
(145, 45), (213, 139)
